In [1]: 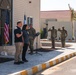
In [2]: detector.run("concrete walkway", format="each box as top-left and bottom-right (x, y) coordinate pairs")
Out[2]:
(0, 42), (76, 75)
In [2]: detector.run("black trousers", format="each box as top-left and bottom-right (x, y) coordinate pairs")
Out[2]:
(22, 43), (28, 61)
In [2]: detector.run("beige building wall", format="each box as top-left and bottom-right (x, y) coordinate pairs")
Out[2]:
(40, 18), (46, 29)
(13, 0), (40, 49)
(13, 0), (40, 31)
(13, 0), (26, 26)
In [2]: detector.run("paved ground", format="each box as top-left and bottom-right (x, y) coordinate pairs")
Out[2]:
(35, 56), (76, 75)
(0, 42), (76, 75)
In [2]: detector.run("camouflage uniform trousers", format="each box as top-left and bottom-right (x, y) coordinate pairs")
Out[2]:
(61, 38), (65, 47)
(51, 38), (55, 49)
(29, 39), (34, 53)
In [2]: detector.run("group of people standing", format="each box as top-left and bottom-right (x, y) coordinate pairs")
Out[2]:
(14, 21), (36, 65)
(48, 26), (68, 49)
(14, 21), (67, 65)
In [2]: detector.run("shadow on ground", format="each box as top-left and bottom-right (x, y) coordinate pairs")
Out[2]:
(0, 57), (14, 63)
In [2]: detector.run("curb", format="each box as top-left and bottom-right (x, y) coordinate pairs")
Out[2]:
(9, 52), (76, 75)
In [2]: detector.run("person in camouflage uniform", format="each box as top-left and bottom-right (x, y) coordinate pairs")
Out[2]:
(58, 27), (68, 48)
(48, 26), (57, 49)
(28, 24), (36, 54)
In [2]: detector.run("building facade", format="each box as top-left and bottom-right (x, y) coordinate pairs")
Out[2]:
(0, 0), (40, 55)
(40, 10), (76, 40)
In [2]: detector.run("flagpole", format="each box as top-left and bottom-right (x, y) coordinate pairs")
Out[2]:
(3, 43), (8, 56)
(3, 10), (9, 56)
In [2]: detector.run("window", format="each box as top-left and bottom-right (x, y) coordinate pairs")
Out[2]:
(27, 17), (30, 25)
(0, 0), (12, 46)
(27, 17), (33, 26)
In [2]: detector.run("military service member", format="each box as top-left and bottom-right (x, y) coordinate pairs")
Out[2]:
(28, 24), (36, 54)
(58, 27), (68, 48)
(48, 26), (57, 49)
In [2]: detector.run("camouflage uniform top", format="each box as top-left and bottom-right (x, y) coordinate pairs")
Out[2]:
(28, 27), (36, 40)
(48, 28), (57, 38)
(58, 29), (67, 39)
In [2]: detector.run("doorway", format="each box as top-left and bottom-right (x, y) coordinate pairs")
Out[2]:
(0, 0), (12, 45)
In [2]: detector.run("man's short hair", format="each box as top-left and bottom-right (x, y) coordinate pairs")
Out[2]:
(52, 26), (54, 29)
(30, 24), (32, 26)
(62, 27), (64, 29)
(17, 21), (22, 25)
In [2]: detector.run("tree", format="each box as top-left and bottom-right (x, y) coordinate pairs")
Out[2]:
(68, 4), (76, 40)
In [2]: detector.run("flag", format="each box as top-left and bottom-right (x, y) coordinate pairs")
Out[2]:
(4, 10), (9, 44)
(24, 15), (26, 24)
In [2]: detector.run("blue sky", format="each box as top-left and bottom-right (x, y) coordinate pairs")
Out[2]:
(40, 0), (76, 11)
